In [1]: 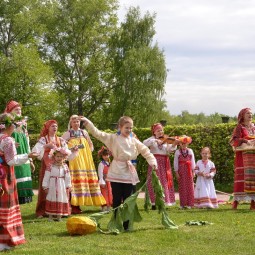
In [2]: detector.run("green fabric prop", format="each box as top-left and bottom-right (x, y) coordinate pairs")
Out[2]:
(87, 169), (178, 234)
(150, 171), (178, 229)
(144, 184), (151, 212)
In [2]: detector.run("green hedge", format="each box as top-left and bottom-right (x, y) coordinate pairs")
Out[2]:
(30, 123), (236, 192)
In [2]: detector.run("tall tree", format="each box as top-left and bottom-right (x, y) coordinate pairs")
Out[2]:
(107, 7), (167, 127)
(38, 0), (119, 127)
(0, 0), (57, 132)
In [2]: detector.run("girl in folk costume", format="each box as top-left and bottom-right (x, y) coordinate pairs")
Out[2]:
(62, 115), (106, 214)
(97, 146), (113, 212)
(143, 123), (178, 209)
(194, 147), (218, 209)
(174, 135), (195, 209)
(82, 116), (157, 231)
(42, 148), (72, 222)
(32, 120), (77, 218)
(4, 100), (34, 204)
(0, 113), (38, 251)
(230, 108), (255, 210)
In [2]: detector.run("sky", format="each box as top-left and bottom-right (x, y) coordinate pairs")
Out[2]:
(118, 0), (255, 117)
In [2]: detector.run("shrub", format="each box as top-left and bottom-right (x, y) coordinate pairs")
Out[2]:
(30, 123), (236, 193)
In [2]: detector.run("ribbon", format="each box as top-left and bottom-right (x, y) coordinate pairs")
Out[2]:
(127, 160), (138, 185)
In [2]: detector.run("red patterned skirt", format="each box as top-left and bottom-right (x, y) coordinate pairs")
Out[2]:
(243, 151), (255, 194)
(147, 154), (175, 205)
(0, 164), (26, 246)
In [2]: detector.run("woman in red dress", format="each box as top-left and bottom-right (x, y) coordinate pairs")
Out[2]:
(230, 108), (255, 210)
(0, 113), (38, 251)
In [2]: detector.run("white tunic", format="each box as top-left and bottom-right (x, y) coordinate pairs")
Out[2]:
(98, 161), (110, 185)
(173, 149), (196, 172)
(85, 120), (157, 184)
(42, 163), (71, 204)
(0, 135), (29, 166)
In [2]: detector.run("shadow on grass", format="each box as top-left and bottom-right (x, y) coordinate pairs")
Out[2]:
(55, 225), (168, 238)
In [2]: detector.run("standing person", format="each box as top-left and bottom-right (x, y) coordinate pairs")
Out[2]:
(0, 113), (38, 251)
(42, 148), (72, 222)
(117, 129), (138, 193)
(32, 120), (77, 218)
(194, 147), (218, 209)
(81, 116), (157, 230)
(4, 100), (34, 204)
(230, 108), (255, 210)
(143, 123), (178, 209)
(97, 146), (112, 212)
(62, 115), (106, 214)
(174, 135), (195, 209)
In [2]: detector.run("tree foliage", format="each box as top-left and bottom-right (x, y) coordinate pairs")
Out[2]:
(37, 0), (119, 129)
(0, 0), (236, 133)
(107, 7), (167, 128)
(0, 0), (58, 132)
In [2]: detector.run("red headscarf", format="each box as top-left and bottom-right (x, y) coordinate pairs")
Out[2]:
(237, 108), (251, 124)
(4, 100), (21, 113)
(151, 123), (163, 135)
(40, 120), (58, 137)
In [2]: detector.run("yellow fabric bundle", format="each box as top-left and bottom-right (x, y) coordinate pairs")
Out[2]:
(66, 216), (97, 235)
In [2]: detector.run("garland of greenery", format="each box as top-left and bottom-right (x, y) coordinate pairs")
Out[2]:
(87, 170), (178, 235)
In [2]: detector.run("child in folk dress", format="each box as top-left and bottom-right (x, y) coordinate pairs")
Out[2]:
(174, 135), (195, 209)
(82, 115), (157, 230)
(97, 146), (113, 212)
(194, 147), (218, 208)
(42, 148), (72, 221)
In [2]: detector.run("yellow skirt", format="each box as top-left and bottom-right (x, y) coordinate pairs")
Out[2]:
(68, 137), (106, 206)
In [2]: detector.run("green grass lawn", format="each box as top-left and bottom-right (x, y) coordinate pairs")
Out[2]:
(10, 198), (255, 255)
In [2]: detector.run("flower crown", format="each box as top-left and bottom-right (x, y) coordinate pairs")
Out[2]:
(49, 147), (71, 158)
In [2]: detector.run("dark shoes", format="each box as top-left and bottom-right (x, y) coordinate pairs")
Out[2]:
(232, 200), (238, 210)
(71, 206), (82, 214)
(250, 200), (255, 210)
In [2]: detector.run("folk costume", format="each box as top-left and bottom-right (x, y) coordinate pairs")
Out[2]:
(42, 162), (72, 217)
(194, 160), (218, 208)
(83, 117), (157, 230)
(98, 159), (113, 208)
(5, 100), (34, 204)
(230, 108), (255, 206)
(0, 134), (29, 249)
(84, 118), (157, 201)
(32, 120), (75, 217)
(174, 147), (196, 208)
(143, 136), (176, 206)
(62, 128), (106, 209)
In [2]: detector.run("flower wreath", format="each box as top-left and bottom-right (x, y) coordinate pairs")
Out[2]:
(48, 147), (71, 159)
